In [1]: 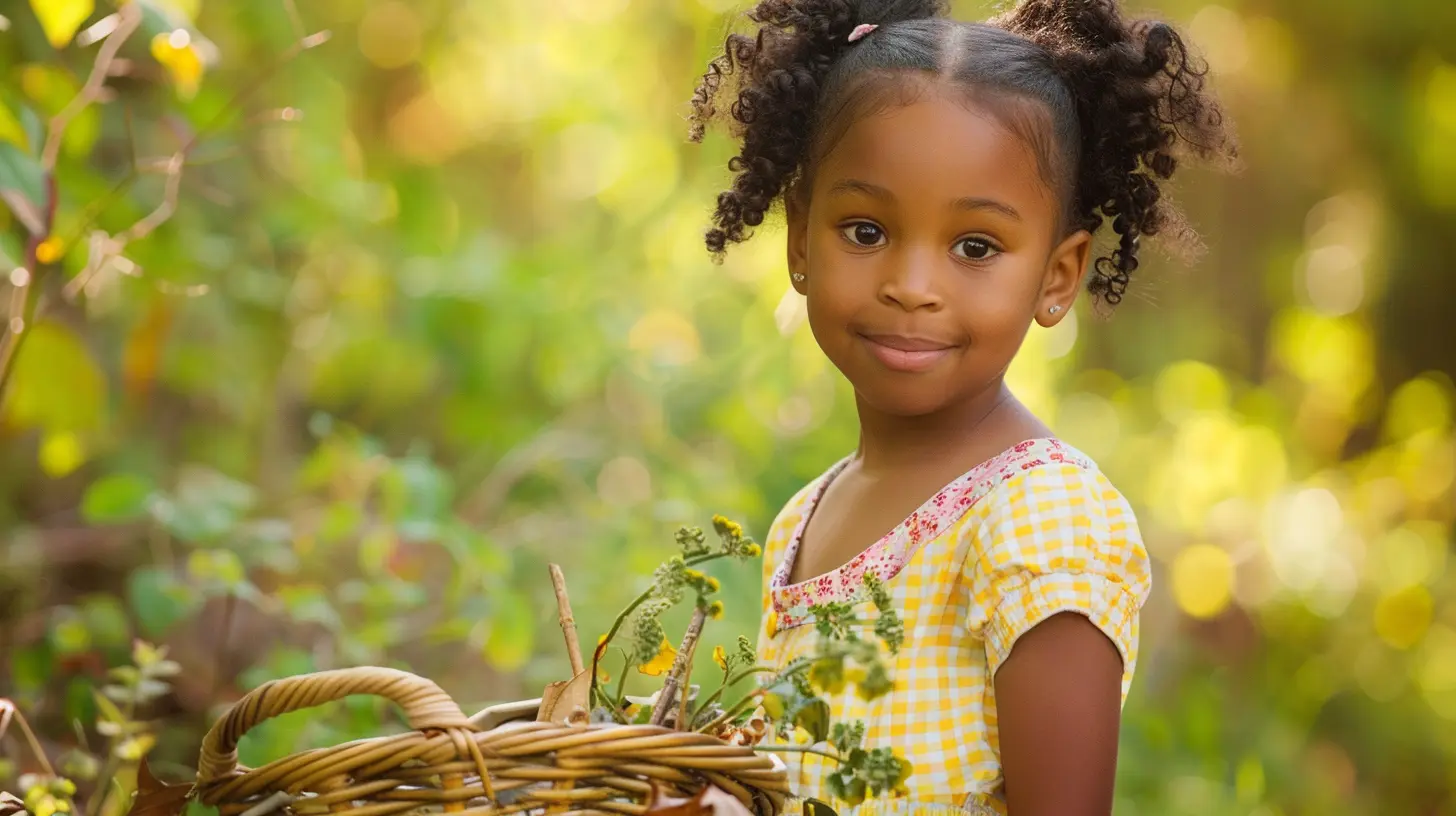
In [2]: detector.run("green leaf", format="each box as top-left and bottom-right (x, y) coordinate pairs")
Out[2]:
(187, 549), (246, 587)
(81, 473), (156, 523)
(483, 589), (535, 671)
(92, 689), (126, 725)
(154, 467), (256, 542)
(183, 801), (220, 816)
(318, 501), (363, 544)
(80, 595), (131, 649)
(127, 567), (196, 637)
(0, 96), (35, 151)
(28, 0), (96, 48)
(793, 697), (831, 744)
(50, 611), (91, 655)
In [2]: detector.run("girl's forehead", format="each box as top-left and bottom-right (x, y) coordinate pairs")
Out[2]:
(813, 91), (1059, 214)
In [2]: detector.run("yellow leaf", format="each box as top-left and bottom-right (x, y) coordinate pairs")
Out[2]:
(29, 0), (95, 48)
(115, 733), (157, 761)
(3, 321), (107, 433)
(0, 101), (30, 151)
(713, 645), (728, 672)
(39, 431), (86, 478)
(150, 31), (204, 99)
(638, 638), (676, 677)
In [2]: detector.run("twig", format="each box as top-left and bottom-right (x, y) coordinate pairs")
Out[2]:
(0, 699), (58, 776)
(675, 646), (696, 730)
(239, 791), (295, 816)
(649, 607), (707, 728)
(42, 4), (143, 172)
(691, 665), (779, 722)
(589, 552), (730, 710)
(62, 151), (184, 302)
(696, 691), (762, 736)
(547, 564), (584, 677)
(0, 0), (330, 396)
(752, 745), (843, 763)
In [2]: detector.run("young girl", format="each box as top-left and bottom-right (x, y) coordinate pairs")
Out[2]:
(688, 1), (1235, 814)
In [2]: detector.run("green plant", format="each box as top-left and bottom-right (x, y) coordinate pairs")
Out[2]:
(1, 642), (178, 816)
(585, 516), (913, 806)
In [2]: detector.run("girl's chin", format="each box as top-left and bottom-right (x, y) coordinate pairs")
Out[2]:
(851, 384), (958, 419)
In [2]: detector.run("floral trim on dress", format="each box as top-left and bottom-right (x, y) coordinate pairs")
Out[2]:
(769, 438), (1092, 631)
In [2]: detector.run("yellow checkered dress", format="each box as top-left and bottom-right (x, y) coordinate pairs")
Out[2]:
(757, 438), (1151, 816)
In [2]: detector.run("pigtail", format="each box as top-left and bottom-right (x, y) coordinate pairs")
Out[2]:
(994, 0), (1237, 305)
(689, 0), (948, 256)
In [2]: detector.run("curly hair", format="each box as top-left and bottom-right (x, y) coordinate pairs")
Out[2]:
(688, 0), (1237, 306)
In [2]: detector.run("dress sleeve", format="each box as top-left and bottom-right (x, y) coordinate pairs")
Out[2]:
(963, 461), (1152, 698)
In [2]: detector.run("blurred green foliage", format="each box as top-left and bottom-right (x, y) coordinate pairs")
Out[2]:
(1, 0), (1454, 814)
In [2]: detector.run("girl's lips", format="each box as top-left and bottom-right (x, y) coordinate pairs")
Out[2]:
(859, 333), (957, 372)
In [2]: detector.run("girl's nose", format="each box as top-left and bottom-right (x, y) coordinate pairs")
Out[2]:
(877, 246), (944, 312)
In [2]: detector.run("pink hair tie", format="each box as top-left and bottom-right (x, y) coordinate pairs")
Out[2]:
(848, 23), (878, 43)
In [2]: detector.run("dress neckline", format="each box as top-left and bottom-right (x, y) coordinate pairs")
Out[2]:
(768, 437), (1092, 631)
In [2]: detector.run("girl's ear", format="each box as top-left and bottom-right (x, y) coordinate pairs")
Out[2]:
(1036, 229), (1092, 327)
(786, 190), (809, 295)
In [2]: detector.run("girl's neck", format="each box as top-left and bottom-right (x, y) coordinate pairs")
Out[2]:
(853, 379), (1030, 474)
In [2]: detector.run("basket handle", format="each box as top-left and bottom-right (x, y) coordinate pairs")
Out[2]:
(197, 667), (472, 785)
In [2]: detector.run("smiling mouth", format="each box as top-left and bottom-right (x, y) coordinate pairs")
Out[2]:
(858, 333), (958, 373)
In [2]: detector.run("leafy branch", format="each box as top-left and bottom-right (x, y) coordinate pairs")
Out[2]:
(570, 516), (913, 807)
(0, 642), (179, 816)
(0, 0), (331, 397)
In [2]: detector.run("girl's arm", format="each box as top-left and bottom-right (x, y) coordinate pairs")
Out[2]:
(994, 611), (1125, 816)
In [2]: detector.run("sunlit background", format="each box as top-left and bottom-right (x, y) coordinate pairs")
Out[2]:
(1, 0), (1454, 813)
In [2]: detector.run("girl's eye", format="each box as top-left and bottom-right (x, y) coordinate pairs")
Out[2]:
(954, 237), (1001, 261)
(840, 222), (886, 248)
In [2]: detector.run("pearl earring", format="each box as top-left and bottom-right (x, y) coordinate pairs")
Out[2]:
(1048, 304), (1063, 315)
(792, 273), (806, 283)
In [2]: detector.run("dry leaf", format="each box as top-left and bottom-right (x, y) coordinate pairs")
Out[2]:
(644, 784), (754, 816)
(126, 759), (193, 816)
(537, 669), (591, 725)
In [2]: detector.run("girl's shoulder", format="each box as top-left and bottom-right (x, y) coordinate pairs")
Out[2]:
(956, 437), (1137, 539)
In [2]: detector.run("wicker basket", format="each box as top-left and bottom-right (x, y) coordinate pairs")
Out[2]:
(191, 666), (791, 816)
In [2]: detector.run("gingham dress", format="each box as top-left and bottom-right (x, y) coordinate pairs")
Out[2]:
(757, 438), (1152, 816)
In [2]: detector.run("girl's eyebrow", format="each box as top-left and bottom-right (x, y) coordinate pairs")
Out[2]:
(828, 178), (894, 200)
(827, 178), (1022, 221)
(953, 195), (1022, 222)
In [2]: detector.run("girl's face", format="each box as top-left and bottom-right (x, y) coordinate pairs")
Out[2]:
(788, 85), (1091, 418)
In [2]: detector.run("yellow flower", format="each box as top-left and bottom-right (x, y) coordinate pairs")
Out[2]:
(638, 637), (677, 676)
(35, 236), (64, 264)
(745, 543), (762, 558)
(705, 576), (721, 592)
(150, 31), (205, 99)
(713, 645), (729, 671)
(708, 601), (725, 620)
